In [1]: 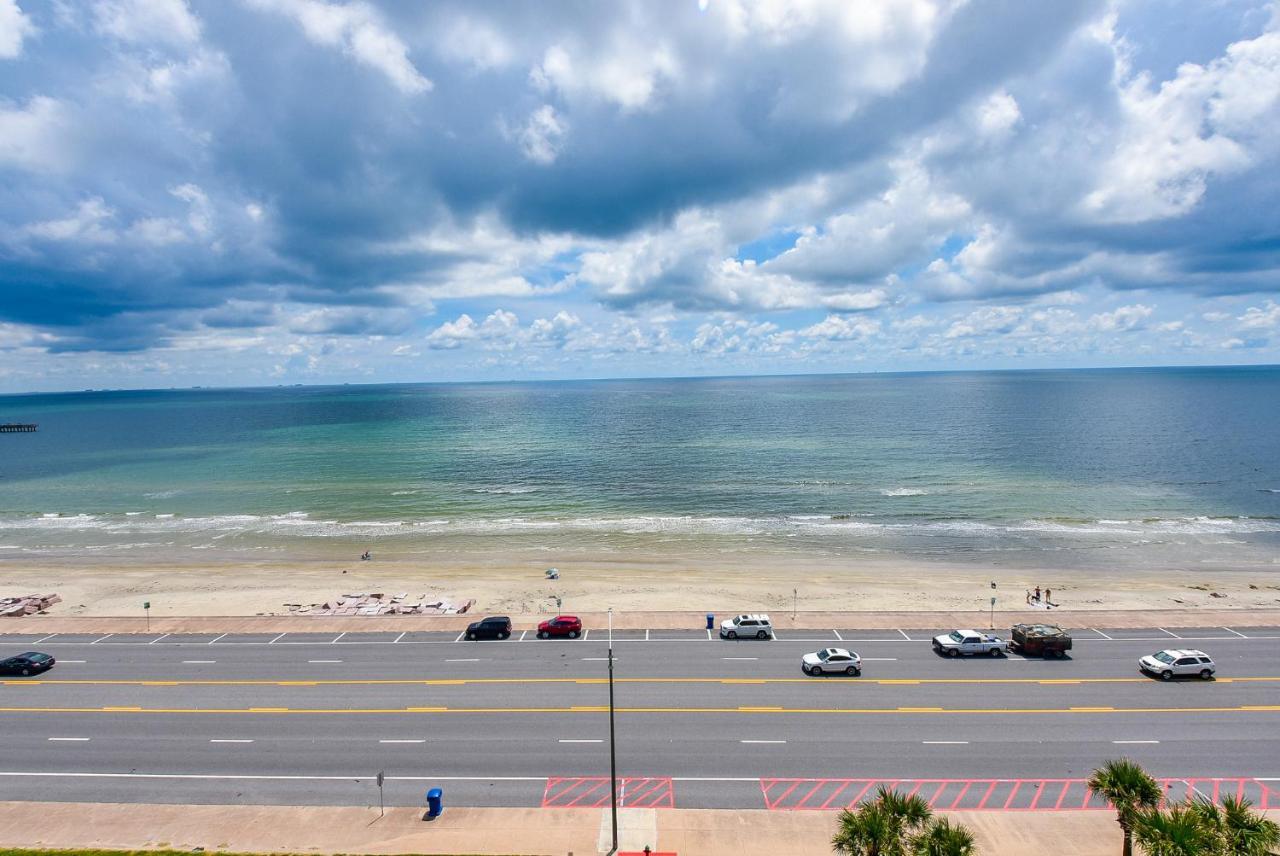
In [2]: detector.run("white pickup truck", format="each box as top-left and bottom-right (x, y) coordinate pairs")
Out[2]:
(932, 629), (1008, 657)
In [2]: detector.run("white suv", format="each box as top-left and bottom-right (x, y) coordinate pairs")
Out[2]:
(720, 614), (773, 639)
(1139, 649), (1216, 681)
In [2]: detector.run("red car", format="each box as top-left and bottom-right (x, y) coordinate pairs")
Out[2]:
(537, 615), (582, 639)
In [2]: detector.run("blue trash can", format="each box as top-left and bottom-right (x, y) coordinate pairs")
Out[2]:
(706, 613), (715, 631)
(426, 787), (443, 818)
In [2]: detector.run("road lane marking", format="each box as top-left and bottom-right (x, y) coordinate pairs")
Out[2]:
(1158, 628), (1181, 638)
(182, 660), (216, 664)
(741, 739), (786, 744)
(32, 634), (57, 644)
(379, 739), (425, 744)
(1223, 627), (1247, 638)
(47, 737), (89, 742)
(861, 658), (898, 661)
(645, 629), (650, 641)
(722, 657), (758, 661)
(208, 633), (227, 644)
(0, 771), (544, 782)
(582, 657), (610, 661)
(393, 632), (407, 643)
(332, 632), (346, 644)
(149, 634), (170, 644)
(445, 658), (481, 662)
(454, 631), (466, 642)
(897, 629), (912, 641)
(922, 741), (968, 745)
(1113, 740), (1160, 744)
(833, 630), (844, 641)
(209, 739), (253, 743)
(559, 739), (603, 743)
(91, 634), (113, 644)
(58, 660), (86, 664)
(519, 630), (527, 641)
(307, 660), (342, 664)
(1090, 628), (1113, 640)
(269, 633), (286, 644)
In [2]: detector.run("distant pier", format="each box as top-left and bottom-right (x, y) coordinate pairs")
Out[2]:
(0, 423), (37, 433)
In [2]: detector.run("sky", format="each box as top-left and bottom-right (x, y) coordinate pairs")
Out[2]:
(1, 0), (1279, 392)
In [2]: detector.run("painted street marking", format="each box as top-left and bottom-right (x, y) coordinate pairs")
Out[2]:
(582, 630), (590, 641)
(741, 740), (787, 744)
(331, 632), (346, 643)
(393, 632), (406, 644)
(1090, 628), (1113, 640)
(149, 634), (170, 644)
(1113, 740), (1160, 744)
(1223, 627), (1248, 638)
(922, 741), (969, 745)
(861, 658), (899, 661)
(208, 633), (227, 645)
(897, 629), (912, 641)
(722, 657), (758, 661)
(268, 633), (286, 644)
(57, 660), (86, 664)
(182, 660), (216, 664)
(558, 739), (603, 744)
(645, 629), (650, 641)
(47, 737), (90, 742)
(209, 739), (254, 744)
(378, 739), (425, 744)
(453, 631), (466, 642)
(307, 660), (342, 664)
(32, 634), (58, 644)
(91, 634), (113, 644)
(519, 630), (528, 641)
(1158, 628), (1181, 638)
(542, 776), (673, 809)
(445, 658), (481, 663)
(582, 657), (610, 661)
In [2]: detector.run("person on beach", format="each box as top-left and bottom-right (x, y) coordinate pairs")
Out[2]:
(1025, 590), (1032, 605)
(1033, 586), (1041, 603)
(1045, 588), (1052, 607)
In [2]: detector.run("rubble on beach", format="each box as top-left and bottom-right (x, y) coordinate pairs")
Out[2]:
(284, 592), (474, 616)
(0, 593), (62, 617)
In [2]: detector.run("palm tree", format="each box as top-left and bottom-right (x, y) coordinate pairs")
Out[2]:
(1132, 803), (1219, 856)
(911, 817), (977, 856)
(833, 786), (934, 856)
(1088, 759), (1165, 856)
(1190, 795), (1280, 855)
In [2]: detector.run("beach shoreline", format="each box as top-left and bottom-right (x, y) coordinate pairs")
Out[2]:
(4, 551), (1280, 618)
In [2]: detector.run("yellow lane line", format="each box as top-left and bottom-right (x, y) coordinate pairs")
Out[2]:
(14, 676), (1280, 687)
(0, 705), (1277, 715)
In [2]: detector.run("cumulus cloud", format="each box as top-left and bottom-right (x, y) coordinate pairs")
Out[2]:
(0, 0), (36, 58)
(94, 0), (202, 46)
(0, 96), (71, 172)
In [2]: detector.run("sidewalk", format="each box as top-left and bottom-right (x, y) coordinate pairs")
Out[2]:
(0, 801), (1141, 856)
(6, 606), (1280, 634)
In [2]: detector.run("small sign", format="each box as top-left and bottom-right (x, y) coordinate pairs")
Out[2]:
(376, 771), (384, 787)
(143, 601), (150, 610)
(990, 596), (997, 606)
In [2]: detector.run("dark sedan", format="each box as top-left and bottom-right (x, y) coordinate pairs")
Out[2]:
(464, 615), (512, 640)
(0, 652), (56, 676)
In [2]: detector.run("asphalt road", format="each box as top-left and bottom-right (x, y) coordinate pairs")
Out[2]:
(2, 626), (1279, 810)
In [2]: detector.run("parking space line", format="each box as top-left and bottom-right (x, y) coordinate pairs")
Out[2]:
(706, 629), (712, 640)
(1223, 627), (1248, 638)
(269, 633), (286, 644)
(833, 630), (844, 641)
(1158, 628), (1181, 638)
(1090, 628), (1113, 640)
(519, 630), (528, 641)
(332, 632), (346, 644)
(581, 630), (590, 641)
(91, 634), (113, 644)
(209, 633), (227, 645)
(149, 634), (170, 644)
(32, 634), (58, 644)
(897, 629), (912, 641)
(453, 631), (466, 642)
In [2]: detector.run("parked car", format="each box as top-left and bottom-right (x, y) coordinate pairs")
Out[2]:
(0, 652), (55, 676)
(719, 614), (773, 639)
(932, 629), (1007, 657)
(537, 615), (582, 639)
(1139, 649), (1216, 681)
(465, 615), (512, 640)
(1009, 623), (1073, 658)
(802, 647), (862, 676)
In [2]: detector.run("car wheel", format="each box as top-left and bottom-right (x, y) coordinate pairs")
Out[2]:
(948, 648), (960, 658)
(757, 630), (768, 639)
(498, 631), (509, 640)
(538, 630), (549, 639)
(466, 632), (476, 641)
(1161, 670), (1173, 681)
(1200, 669), (1213, 680)
(568, 630), (578, 639)
(21, 668), (30, 676)
(846, 666), (857, 676)
(727, 630), (737, 639)
(806, 665), (817, 676)
(989, 648), (1002, 657)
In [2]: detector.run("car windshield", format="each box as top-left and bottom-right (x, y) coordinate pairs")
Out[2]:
(949, 631), (964, 642)
(1153, 651), (1176, 664)
(817, 650), (830, 660)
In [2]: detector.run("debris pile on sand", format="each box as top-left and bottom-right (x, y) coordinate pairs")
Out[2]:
(0, 593), (62, 617)
(284, 592), (474, 616)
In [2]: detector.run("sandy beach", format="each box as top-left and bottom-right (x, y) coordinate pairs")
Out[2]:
(4, 550), (1280, 617)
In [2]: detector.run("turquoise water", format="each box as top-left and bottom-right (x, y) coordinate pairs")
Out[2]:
(2, 368), (1279, 569)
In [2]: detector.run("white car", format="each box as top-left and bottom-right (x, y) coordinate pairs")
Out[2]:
(1139, 649), (1216, 681)
(802, 648), (861, 676)
(720, 614), (773, 639)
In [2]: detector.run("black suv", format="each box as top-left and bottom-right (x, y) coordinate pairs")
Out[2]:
(464, 615), (513, 640)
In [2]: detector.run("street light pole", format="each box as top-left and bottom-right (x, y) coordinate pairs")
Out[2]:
(607, 607), (618, 855)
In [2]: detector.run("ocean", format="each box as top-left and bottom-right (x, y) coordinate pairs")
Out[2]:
(2, 367), (1279, 571)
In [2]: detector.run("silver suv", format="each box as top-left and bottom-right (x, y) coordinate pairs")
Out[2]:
(720, 614), (773, 639)
(1139, 649), (1216, 681)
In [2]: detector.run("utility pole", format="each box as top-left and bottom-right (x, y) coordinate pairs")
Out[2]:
(607, 607), (618, 855)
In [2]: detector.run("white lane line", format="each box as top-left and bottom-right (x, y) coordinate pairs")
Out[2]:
(582, 657), (610, 661)
(519, 630), (528, 641)
(453, 631), (466, 642)
(0, 772), (546, 782)
(706, 628), (712, 640)
(861, 658), (899, 661)
(740, 740), (787, 744)
(332, 632), (347, 644)
(269, 633), (286, 644)
(558, 739), (603, 744)
(922, 741), (969, 745)
(1090, 628), (1114, 640)
(1223, 627), (1248, 638)
(307, 659), (342, 664)
(645, 629), (650, 641)
(208, 633), (227, 645)
(209, 739), (254, 744)
(149, 634), (170, 644)
(57, 660), (86, 664)
(722, 657), (758, 661)
(47, 737), (90, 742)
(1158, 627), (1181, 638)
(91, 634), (113, 644)
(445, 658), (481, 663)
(379, 739), (425, 744)
(182, 660), (216, 664)
(833, 629), (844, 641)
(32, 634), (58, 644)
(393, 631), (406, 644)
(1113, 740), (1160, 744)
(582, 629), (590, 641)
(897, 629), (912, 641)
